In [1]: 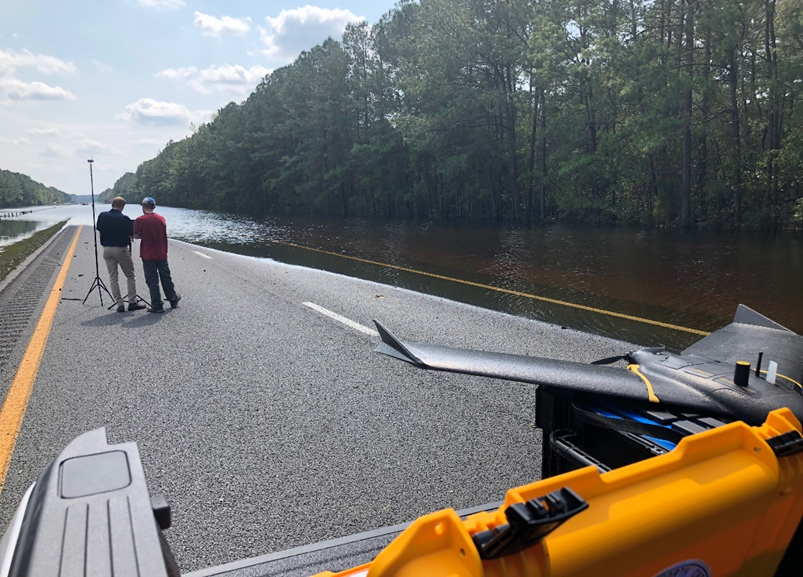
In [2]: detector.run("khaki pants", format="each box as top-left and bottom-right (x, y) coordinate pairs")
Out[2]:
(103, 245), (137, 306)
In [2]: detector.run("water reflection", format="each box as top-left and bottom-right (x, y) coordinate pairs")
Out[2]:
(0, 220), (39, 247)
(8, 204), (802, 351)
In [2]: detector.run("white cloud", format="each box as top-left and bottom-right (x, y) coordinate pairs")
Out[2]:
(0, 49), (77, 76)
(156, 67), (197, 82)
(116, 97), (213, 126)
(137, 0), (185, 9)
(0, 49), (77, 103)
(41, 143), (71, 158)
(72, 135), (116, 155)
(27, 127), (60, 136)
(92, 59), (114, 74)
(260, 6), (364, 62)
(2, 79), (75, 101)
(157, 64), (271, 94)
(0, 137), (29, 145)
(136, 138), (164, 146)
(194, 12), (252, 38)
(117, 98), (192, 125)
(39, 136), (119, 159)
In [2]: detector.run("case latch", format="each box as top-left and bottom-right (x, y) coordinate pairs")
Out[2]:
(766, 430), (803, 458)
(472, 487), (588, 560)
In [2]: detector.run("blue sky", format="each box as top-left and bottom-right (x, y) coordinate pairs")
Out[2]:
(0, 0), (400, 197)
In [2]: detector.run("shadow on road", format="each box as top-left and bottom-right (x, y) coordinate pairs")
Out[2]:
(79, 311), (170, 328)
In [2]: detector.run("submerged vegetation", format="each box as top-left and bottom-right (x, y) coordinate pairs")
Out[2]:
(0, 221), (67, 283)
(111, 0), (803, 230)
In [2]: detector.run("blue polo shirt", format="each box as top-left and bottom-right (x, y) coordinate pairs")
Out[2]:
(97, 209), (133, 247)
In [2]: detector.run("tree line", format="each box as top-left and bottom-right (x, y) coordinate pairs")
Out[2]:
(0, 169), (70, 209)
(112, 0), (803, 229)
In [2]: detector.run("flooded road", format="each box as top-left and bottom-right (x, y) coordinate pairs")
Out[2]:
(4, 204), (801, 350)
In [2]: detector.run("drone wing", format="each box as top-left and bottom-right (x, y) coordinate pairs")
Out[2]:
(374, 306), (803, 422)
(374, 320), (651, 401)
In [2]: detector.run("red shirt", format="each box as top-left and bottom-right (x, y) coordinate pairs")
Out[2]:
(134, 212), (168, 261)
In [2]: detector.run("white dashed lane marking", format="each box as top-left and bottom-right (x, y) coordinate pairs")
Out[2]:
(302, 302), (379, 337)
(194, 251), (212, 259)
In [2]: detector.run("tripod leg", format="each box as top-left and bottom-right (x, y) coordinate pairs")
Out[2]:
(134, 294), (152, 307)
(96, 276), (113, 307)
(82, 275), (114, 307)
(82, 278), (101, 305)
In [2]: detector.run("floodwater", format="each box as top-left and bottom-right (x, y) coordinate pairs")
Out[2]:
(3, 203), (802, 351)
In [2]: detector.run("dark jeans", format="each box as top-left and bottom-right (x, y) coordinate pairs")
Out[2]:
(142, 259), (177, 310)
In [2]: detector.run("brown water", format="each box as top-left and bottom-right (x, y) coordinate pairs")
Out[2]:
(185, 214), (802, 352)
(6, 205), (801, 351)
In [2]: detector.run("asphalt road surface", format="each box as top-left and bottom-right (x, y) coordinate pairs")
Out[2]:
(0, 225), (633, 573)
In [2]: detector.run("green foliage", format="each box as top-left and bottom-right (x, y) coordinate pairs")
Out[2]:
(121, 0), (803, 229)
(98, 172), (139, 203)
(0, 169), (70, 208)
(0, 220), (67, 281)
(794, 199), (803, 227)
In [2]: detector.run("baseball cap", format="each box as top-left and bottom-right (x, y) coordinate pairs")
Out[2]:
(141, 196), (156, 207)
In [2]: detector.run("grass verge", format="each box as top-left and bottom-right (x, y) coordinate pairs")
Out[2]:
(0, 220), (68, 283)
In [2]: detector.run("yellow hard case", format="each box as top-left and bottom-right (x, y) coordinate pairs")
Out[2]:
(316, 408), (803, 577)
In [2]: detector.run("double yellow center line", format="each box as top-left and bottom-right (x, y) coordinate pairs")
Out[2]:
(0, 226), (81, 494)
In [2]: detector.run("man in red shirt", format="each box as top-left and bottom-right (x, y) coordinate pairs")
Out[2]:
(133, 197), (180, 313)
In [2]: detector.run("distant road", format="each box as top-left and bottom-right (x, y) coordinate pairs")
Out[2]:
(0, 225), (632, 573)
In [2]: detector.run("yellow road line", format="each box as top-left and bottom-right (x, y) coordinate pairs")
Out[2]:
(273, 240), (710, 337)
(0, 226), (81, 494)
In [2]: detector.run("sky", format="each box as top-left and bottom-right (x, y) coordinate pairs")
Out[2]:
(0, 0), (400, 197)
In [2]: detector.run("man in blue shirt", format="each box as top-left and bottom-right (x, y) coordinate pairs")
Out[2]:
(96, 197), (146, 312)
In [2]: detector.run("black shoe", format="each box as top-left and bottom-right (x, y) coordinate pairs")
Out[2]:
(128, 302), (146, 311)
(116, 304), (126, 313)
(169, 293), (181, 308)
(148, 307), (165, 314)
